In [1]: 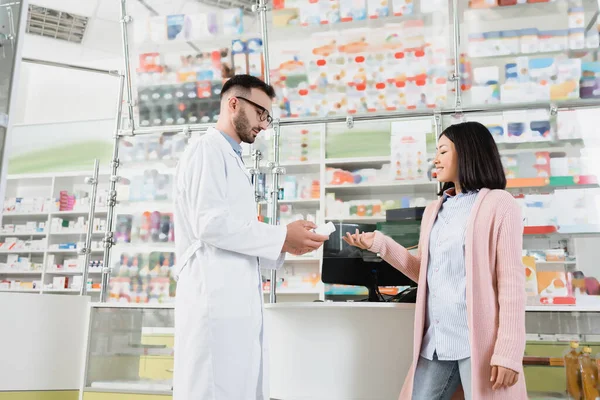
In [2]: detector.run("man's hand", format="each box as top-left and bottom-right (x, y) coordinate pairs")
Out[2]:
(282, 220), (328, 255)
(490, 365), (519, 390)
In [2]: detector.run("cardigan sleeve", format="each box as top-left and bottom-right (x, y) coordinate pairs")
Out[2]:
(490, 199), (526, 373)
(368, 204), (434, 283)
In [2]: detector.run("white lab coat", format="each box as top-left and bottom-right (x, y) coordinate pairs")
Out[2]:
(173, 128), (287, 400)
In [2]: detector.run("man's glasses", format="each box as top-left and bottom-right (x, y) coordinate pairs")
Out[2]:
(235, 96), (273, 127)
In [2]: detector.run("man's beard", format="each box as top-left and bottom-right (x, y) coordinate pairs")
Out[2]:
(233, 113), (256, 144)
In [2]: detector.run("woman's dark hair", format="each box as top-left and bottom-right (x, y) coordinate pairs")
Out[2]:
(438, 121), (506, 195)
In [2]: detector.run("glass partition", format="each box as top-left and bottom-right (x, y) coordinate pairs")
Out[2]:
(267, 0), (453, 119)
(107, 132), (189, 303)
(84, 305), (174, 395)
(125, 0), (260, 129)
(458, 0), (600, 108)
(525, 311), (600, 399)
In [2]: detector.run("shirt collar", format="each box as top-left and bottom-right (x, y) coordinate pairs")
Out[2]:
(220, 131), (243, 158)
(443, 188), (457, 200)
(443, 188), (477, 200)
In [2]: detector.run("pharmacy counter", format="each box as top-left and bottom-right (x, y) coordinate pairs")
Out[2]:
(0, 293), (90, 400)
(264, 302), (415, 400)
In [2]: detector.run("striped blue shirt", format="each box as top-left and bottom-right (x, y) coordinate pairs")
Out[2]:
(420, 189), (478, 361)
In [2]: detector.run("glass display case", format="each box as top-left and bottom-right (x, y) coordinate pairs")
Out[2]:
(525, 310), (600, 399)
(267, 0), (454, 118)
(82, 304), (174, 398)
(105, 132), (189, 304)
(458, 0), (600, 109)
(124, 0), (261, 130)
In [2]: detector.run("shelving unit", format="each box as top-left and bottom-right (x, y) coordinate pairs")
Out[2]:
(0, 170), (111, 295)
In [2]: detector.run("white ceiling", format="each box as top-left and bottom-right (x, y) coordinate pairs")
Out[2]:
(20, 0), (231, 68)
(21, 0), (124, 67)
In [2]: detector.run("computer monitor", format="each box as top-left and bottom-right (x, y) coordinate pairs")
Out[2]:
(321, 222), (416, 302)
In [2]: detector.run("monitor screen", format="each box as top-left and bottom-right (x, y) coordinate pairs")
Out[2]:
(321, 222), (416, 302)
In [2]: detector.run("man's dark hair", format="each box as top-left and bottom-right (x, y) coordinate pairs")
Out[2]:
(220, 74), (276, 99)
(438, 121), (506, 195)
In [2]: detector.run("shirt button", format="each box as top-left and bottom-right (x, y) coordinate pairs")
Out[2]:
(435, 268), (439, 272)
(436, 320), (440, 324)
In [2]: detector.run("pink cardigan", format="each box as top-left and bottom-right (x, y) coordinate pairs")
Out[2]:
(371, 188), (528, 399)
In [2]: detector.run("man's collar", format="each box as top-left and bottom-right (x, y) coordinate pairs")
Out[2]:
(219, 131), (243, 157)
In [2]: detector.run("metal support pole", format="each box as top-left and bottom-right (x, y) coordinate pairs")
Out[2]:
(255, 0), (271, 84)
(119, 0), (135, 131)
(254, 0), (282, 302)
(250, 149), (263, 207)
(268, 120), (284, 303)
(80, 159), (100, 296)
(100, 74), (125, 302)
(21, 58), (121, 76)
(451, 0), (462, 111)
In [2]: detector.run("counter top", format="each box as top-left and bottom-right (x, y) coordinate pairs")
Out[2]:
(265, 301), (416, 309)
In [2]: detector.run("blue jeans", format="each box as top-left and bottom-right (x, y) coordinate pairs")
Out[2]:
(412, 354), (472, 400)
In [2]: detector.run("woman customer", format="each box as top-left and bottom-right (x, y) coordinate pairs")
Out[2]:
(344, 121), (527, 399)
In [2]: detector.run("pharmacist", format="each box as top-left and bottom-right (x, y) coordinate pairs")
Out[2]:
(173, 74), (328, 400)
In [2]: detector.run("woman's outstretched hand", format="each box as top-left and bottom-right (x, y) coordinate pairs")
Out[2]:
(342, 229), (376, 250)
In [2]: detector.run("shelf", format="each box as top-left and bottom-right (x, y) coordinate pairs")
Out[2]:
(0, 250), (45, 254)
(325, 156), (391, 169)
(280, 198), (320, 205)
(44, 288), (80, 293)
(535, 261), (577, 266)
(4, 209), (112, 219)
(0, 288), (40, 293)
(325, 181), (437, 195)
(46, 270), (86, 275)
(116, 200), (173, 213)
(497, 140), (584, 153)
(526, 305), (600, 312)
(507, 176), (599, 191)
(47, 249), (104, 254)
(7, 170), (111, 180)
(51, 209), (108, 217)
(271, 12), (441, 38)
(92, 302), (175, 309)
(325, 216), (386, 224)
(2, 212), (49, 218)
(0, 270), (42, 275)
(45, 270), (103, 275)
(113, 243), (176, 254)
(133, 26), (260, 55)
(279, 161), (321, 174)
(263, 288), (321, 295)
(85, 386), (172, 396)
(469, 49), (594, 62)
(261, 199), (320, 206)
(463, 1), (578, 22)
(0, 232), (46, 237)
(523, 356), (564, 368)
(523, 225), (600, 238)
(49, 231), (104, 236)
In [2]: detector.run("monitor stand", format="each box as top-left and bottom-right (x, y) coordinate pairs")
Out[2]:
(367, 269), (385, 302)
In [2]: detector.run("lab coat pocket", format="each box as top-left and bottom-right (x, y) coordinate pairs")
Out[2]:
(207, 251), (255, 318)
